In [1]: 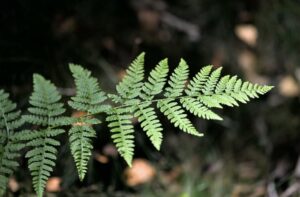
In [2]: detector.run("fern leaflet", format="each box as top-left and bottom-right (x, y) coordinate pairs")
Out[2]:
(0, 90), (24, 196)
(158, 59), (202, 136)
(68, 63), (109, 181)
(23, 74), (67, 197)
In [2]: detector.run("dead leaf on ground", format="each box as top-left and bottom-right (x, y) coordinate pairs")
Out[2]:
(71, 111), (91, 126)
(46, 177), (61, 192)
(102, 144), (118, 158)
(94, 152), (109, 164)
(124, 159), (156, 186)
(8, 177), (19, 192)
(235, 24), (258, 47)
(279, 75), (300, 97)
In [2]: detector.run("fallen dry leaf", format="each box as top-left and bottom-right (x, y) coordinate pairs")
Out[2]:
(46, 177), (61, 192)
(235, 24), (258, 47)
(103, 144), (118, 158)
(94, 153), (109, 164)
(279, 75), (300, 97)
(71, 111), (91, 126)
(124, 159), (156, 186)
(8, 177), (19, 192)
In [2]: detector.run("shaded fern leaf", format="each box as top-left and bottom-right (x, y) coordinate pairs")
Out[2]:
(0, 90), (24, 196)
(23, 74), (67, 197)
(68, 64), (108, 181)
(106, 107), (135, 166)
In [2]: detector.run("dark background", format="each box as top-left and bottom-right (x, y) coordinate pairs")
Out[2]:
(1, 0), (300, 196)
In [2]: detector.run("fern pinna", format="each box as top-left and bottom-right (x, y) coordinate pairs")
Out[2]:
(68, 64), (110, 181)
(23, 74), (68, 197)
(0, 90), (24, 196)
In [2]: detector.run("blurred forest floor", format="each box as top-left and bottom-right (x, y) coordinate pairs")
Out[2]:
(1, 0), (300, 196)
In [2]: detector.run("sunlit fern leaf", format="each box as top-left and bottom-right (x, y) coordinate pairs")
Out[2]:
(157, 99), (202, 137)
(68, 64), (109, 181)
(23, 74), (66, 197)
(202, 67), (222, 95)
(116, 52), (145, 101)
(141, 58), (169, 100)
(135, 59), (169, 150)
(106, 107), (135, 166)
(180, 98), (222, 120)
(185, 65), (212, 96)
(0, 90), (24, 196)
(185, 66), (274, 113)
(158, 59), (202, 136)
(134, 102), (163, 150)
(164, 59), (189, 97)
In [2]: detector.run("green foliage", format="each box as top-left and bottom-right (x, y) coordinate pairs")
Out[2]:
(68, 63), (109, 181)
(23, 74), (68, 197)
(0, 53), (273, 196)
(0, 90), (24, 196)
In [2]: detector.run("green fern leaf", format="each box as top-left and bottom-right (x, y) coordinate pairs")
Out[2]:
(186, 66), (273, 115)
(0, 90), (24, 196)
(134, 103), (163, 150)
(141, 58), (169, 100)
(185, 65), (212, 96)
(116, 52), (145, 101)
(157, 99), (202, 136)
(24, 74), (66, 197)
(159, 59), (202, 136)
(68, 63), (109, 181)
(164, 59), (189, 97)
(135, 59), (169, 150)
(106, 107), (135, 166)
(180, 97), (222, 120)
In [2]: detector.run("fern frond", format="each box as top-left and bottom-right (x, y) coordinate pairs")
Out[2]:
(141, 59), (169, 100)
(116, 52), (145, 101)
(185, 65), (212, 96)
(0, 90), (24, 196)
(68, 64), (109, 180)
(157, 99), (202, 136)
(135, 59), (168, 150)
(180, 97), (222, 120)
(134, 103), (163, 150)
(24, 74), (66, 197)
(106, 107), (135, 166)
(164, 59), (189, 97)
(158, 59), (202, 136)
